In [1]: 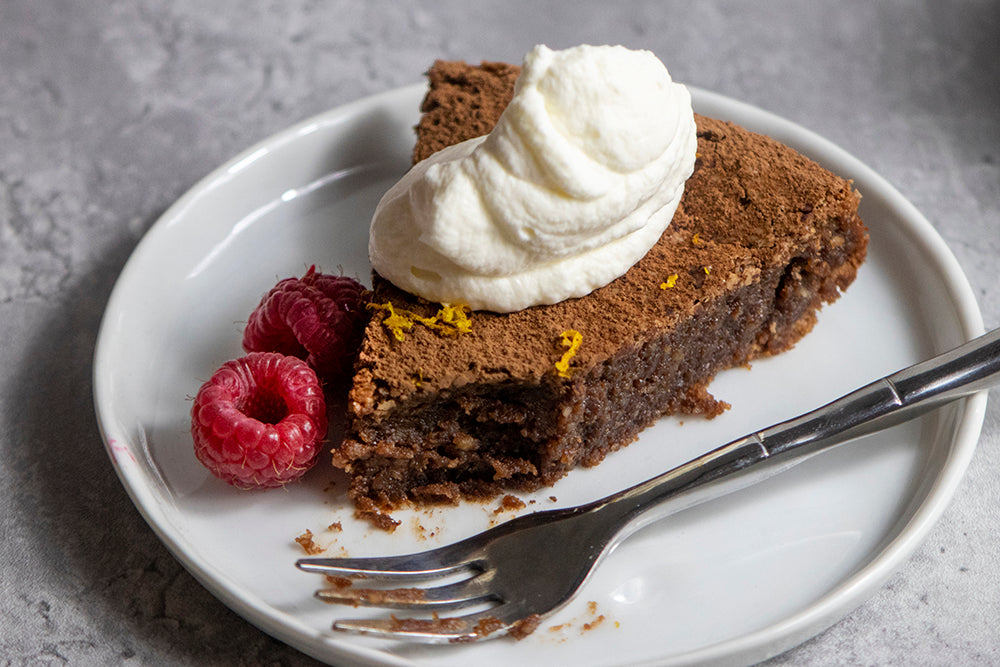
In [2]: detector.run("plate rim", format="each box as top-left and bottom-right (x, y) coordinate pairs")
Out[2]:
(92, 82), (987, 667)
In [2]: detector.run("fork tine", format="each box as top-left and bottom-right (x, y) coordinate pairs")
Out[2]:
(297, 551), (481, 583)
(331, 605), (537, 644)
(315, 571), (495, 610)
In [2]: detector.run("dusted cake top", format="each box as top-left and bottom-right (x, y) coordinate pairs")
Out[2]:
(368, 45), (696, 312)
(353, 112), (863, 411)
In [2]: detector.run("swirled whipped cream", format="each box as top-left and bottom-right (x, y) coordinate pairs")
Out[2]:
(369, 44), (697, 312)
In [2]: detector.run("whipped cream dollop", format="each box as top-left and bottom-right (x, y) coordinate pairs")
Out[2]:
(369, 44), (697, 312)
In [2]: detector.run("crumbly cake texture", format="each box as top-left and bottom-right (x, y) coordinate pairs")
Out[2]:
(334, 60), (868, 509)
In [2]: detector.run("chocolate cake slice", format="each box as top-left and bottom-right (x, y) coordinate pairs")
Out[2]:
(334, 60), (868, 510)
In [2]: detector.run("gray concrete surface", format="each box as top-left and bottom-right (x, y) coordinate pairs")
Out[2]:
(1, 1), (997, 664)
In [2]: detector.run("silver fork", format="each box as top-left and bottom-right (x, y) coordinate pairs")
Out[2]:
(298, 327), (1000, 643)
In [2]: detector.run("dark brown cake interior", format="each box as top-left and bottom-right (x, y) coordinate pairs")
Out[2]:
(335, 61), (868, 509)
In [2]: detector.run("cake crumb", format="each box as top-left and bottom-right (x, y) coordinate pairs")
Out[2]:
(392, 612), (467, 635)
(509, 613), (543, 640)
(411, 517), (440, 541)
(545, 600), (617, 639)
(354, 498), (401, 532)
(324, 575), (353, 589)
(581, 601), (609, 633)
(295, 530), (323, 555)
(327, 521), (343, 532)
(494, 494), (527, 514)
(473, 616), (505, 637)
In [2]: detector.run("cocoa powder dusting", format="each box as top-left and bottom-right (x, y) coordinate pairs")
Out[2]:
(414, 60), (520, 164)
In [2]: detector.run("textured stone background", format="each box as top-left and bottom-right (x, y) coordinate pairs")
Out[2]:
(1, 1), (997, 664)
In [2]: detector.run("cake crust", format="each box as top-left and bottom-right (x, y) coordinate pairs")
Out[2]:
(336, 61), (868, 509)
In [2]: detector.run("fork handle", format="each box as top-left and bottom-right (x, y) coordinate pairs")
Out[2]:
(600, 327), (1000, 539)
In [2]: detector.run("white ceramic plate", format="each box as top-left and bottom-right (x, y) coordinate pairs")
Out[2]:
(93, 84), (987, 666)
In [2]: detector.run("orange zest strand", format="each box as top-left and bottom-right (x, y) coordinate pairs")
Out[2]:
(554, 330), (583, 378)
(659, 273), (679, 289)
(368, 302), (472, 341)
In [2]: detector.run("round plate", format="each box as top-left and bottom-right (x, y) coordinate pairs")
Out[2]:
(93, 84), (986, 666)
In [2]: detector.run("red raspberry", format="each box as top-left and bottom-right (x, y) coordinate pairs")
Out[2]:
(242, 266), (369, 382)
(191, 352), (328, 489)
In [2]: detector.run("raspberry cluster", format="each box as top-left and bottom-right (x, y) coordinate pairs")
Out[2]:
(191, 267), (368, 489)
